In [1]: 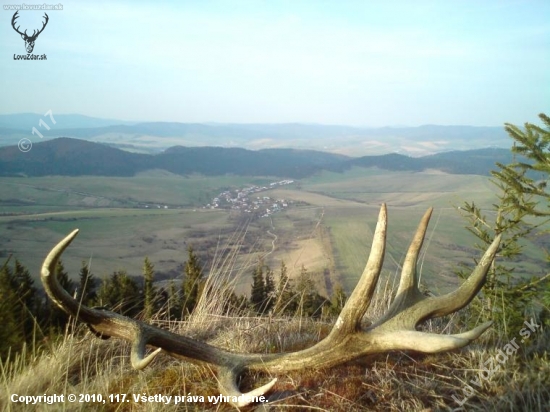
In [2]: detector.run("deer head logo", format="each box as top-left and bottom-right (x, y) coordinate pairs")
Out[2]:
(11, 11), (49, 54)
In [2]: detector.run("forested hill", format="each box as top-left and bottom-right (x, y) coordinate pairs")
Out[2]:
(0, 137), (512, 178)
(351, 148), (514, 175)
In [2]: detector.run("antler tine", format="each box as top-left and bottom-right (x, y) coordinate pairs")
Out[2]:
(397, 207), (433, 297)
(374, 207), (433, 325)
(414, 234), (501, 321)
(332, 203), (387, 335)
(41, 229), (102, 324)
(218, 366), (277, 407)
(131, 329), (163, 370)
(370, 320), (493, 353)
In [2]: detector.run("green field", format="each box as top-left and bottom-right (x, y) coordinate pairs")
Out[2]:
(1, 208), (233, 282)
(0, 171), (275, 209)
(299, 166), (496, 208)
(270, 167), (543, 292)
(0, 168), (544, 297)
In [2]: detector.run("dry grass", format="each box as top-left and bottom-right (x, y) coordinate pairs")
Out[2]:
(1, 286), (548, 412)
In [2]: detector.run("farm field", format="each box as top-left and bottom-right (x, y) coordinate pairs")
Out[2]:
(0, 171), (276, 209)
(1, 167), (544, 297)
(1, 208), (233, 283)
(299, 166), (496, 208)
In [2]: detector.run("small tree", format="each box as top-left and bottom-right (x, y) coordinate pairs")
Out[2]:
(295, 265), (328, 318)
(250, 259), (266, 314)
(142, 257), (156, 321)
(459, 113), (550, 334)
(0, 258), (22, 359)
(55, 260), (75, 293)
(263, 265), (276, 314)
(97, 270), (141, 316)
(182, 246), (204, 317)
(222, 290), (249, 316)
(327, 284), (348, 317)
(166, 279), (183, 320)
(76, 261), (97, 306)
(13, 259), (38, 342)
(273, 261), (298, 315)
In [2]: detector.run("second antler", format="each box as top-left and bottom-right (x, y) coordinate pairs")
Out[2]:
(41, 204), (500, 407)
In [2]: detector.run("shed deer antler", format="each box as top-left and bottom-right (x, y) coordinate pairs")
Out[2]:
(41, 204), (500, 407)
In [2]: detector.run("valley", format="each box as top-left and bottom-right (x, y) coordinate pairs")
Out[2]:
(3, 166), (543, 299)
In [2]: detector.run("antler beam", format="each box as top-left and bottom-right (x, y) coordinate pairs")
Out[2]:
(41, 204), (500, 407)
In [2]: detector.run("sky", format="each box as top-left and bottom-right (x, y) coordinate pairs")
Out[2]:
(1, 0), (549, 127)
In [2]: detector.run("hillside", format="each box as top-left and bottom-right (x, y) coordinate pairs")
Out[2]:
(0, 137), (512, 178)
(157, 146), (349, 177)
(0, 138), (348, 178)
(351, 148), (514, 175)
(0, 138), (150, 177)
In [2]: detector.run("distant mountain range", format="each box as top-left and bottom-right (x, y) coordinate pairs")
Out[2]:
(0, 113), (511, 156)
(0, 113), (137, 130)
(0, 137), (513, 178)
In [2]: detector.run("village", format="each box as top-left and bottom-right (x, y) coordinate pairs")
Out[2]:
(205, 180), (295, 217)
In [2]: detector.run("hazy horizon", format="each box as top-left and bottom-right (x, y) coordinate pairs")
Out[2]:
(1, 1), (549, 128)
(0, 111), (515, 128)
